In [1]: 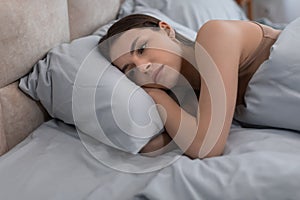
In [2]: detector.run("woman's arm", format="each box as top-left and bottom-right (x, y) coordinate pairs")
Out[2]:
(139, 131), (174, 156)
(144, 88), (199, 158)
(139, 90), (197, 156)
(144, 20), (263, 159)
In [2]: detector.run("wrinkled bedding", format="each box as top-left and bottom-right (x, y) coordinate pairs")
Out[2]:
(1, 119), (300, 200)
(2, 2), (300, 200)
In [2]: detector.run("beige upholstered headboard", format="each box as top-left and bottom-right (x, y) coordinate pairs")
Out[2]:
(0, 0), (122, 155)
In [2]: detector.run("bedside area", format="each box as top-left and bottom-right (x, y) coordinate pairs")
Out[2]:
(236, 0), (253, 20)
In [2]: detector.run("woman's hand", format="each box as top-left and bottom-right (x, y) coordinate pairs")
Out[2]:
(139, 131), (176, 156)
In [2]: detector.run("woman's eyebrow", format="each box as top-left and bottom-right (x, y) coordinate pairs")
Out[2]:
(130, 36), (140, 55)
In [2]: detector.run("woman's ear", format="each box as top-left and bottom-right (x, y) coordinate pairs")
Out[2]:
(158, 21), (176, 39)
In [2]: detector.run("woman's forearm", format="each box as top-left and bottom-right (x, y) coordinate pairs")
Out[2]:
(147, 89), (199, 156)
(139, 132), (173, 155)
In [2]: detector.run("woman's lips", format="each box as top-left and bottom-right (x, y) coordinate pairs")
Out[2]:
(153, 65), (164, 83)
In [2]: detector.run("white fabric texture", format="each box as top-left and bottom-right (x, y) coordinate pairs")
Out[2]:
(19, 34), (164, 154)
(0, 120), (300, 200)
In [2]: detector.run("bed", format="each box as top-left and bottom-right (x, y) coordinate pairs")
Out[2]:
(1, 0), (300, 199)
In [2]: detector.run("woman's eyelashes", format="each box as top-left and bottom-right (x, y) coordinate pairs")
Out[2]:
(137, 42), (147, 55)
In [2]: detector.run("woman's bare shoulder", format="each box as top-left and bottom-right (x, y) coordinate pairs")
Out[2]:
(195, 20), (263, 64)
(197, 20), (262, 37)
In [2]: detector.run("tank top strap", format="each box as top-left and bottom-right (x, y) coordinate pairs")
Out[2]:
(251, 21), (281, 40)
(239, 21), (281, 72)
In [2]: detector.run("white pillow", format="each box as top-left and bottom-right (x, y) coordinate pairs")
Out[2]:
(119, 0), (248, 32)
(19, 31), (164, 154)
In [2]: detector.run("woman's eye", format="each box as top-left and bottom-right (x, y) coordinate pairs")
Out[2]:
(137, 42), (147, 54)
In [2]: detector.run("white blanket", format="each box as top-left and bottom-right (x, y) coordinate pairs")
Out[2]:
(1, 119), (300, 200)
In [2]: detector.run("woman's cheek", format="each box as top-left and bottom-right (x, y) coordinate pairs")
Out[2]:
(134, 74), (153, 86)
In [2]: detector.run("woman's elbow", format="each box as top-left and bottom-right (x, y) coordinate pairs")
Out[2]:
(184, 145), (224, 159)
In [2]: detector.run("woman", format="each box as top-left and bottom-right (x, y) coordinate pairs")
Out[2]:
(98, 14), (281, 159)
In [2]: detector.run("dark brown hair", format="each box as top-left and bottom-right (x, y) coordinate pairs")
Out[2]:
(98, 14), (193, 62)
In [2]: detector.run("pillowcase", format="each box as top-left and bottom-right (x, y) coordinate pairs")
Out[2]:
(119, 0), (248, 32)
(19, 31), (164, 154)
(234, 17), (300, 132)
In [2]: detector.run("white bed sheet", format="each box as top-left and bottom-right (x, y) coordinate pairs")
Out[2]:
(1, 119), (300, 200)
(136, 126), (300, 200)
(0, 120), (156, 200)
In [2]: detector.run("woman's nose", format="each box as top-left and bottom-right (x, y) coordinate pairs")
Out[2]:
(137, 63), (151, 73)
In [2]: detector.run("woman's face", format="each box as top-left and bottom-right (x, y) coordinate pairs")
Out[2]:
(109, 23), (183, 89)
